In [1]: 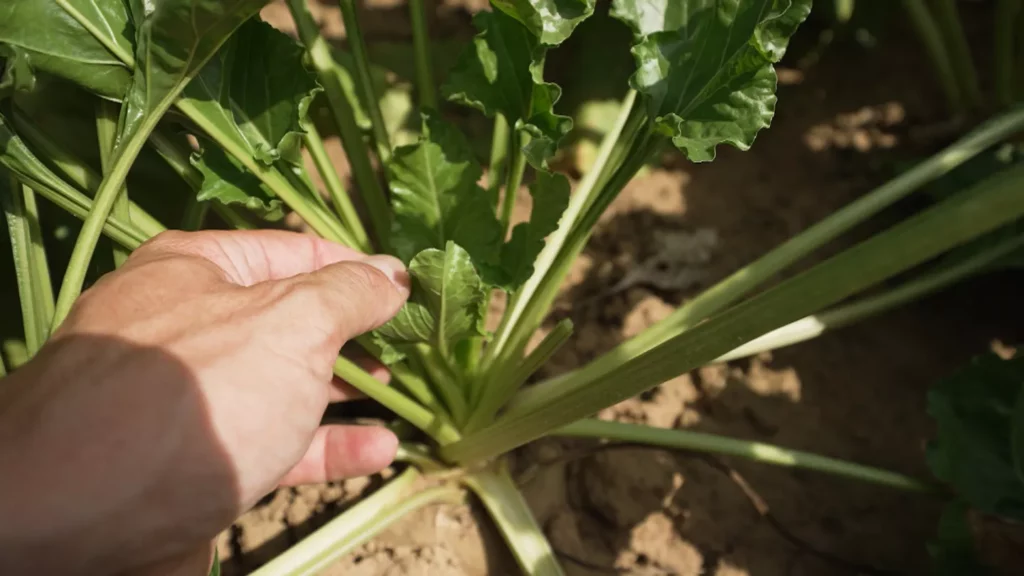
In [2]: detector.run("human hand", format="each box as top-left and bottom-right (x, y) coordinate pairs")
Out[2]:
(0, 230), (410, 575)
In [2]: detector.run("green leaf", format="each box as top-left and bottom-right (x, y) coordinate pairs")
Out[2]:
(927, 352), (1024, 520)
(443, 9), (572, 168)
(0, 46), (36, 99)
(220, 19), (321, 165)
(388, 114), (502, 266)
(485, 170), (569, 289)
(375, 242), (487, 357)
(927, 500), (991, 576)
(610, 0), (695, 37)
(191, 146), (283, 221)
(0, 0), (133, 100)
(629, 0), (811, 162)
(491, 0), (596, 46)
(117, 0), (273, 154)
(180, 17), (320, 167)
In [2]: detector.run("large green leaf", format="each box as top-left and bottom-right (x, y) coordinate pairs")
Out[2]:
(389, 114), (502, 266)
(116, 0), (272, 154)
(375, 242), (487, 357)
(610, 0), (695, 37)
(927, 352), (1024, 520)
(0, 0), (133, 100)
(180, 17), (320, 167)
(443, 9), (572, 168)
(629, 0), (811, 162)
(491, 0), (596, 46)
(485, 170), (569, 289)
(191, 146), (283, 221)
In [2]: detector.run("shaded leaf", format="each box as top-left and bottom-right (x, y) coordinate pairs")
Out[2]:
(0, 0), (133, 100)
(484, 170), (569, 289)
(0, 46), (36, 99)
(491, 0), (596, 46)
(388, 114), (502, 266)
(376, 242), (487, 356)
(191, 146), (283, 221)
(927, 352), (1024, 520)
(181, 17), (320, 167)
(443, 9), (571, 168)
(927, 500), (991, 576)
(629, 0), (811, 162)
(116, 0), (273, 155)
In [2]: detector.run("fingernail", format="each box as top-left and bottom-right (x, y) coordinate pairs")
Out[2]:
(361, 255), (411, 298)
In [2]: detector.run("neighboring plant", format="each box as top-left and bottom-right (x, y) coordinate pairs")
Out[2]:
(2, 1), (1024, 574)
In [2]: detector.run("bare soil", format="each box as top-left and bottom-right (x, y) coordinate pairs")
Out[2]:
(220, 2), (1024, 575)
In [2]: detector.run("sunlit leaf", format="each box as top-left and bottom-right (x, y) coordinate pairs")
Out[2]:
(629, 0), (811, 162)
(491, 0), (596, 46)
(376, 242), (487, 357)
(443, 9), (571, 168)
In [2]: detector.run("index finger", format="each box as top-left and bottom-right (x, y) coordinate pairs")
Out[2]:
(133, 230), (367, 286)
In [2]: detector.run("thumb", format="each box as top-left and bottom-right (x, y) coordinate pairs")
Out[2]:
(264, 254), (411, 351)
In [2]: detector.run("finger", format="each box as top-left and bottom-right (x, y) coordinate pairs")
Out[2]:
(272, 255), (411, 347)
(329, 356), (390, 402)
(132, 230), (366, 286)
(279, 425), (398, 486)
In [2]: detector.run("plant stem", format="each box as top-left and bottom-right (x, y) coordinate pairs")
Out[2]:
(146, 129), (251, 232)
(334, 356), (462, 444)
(250, 468), (463, 576)
(303, 122), (371, 251)
(716, 231), (1024, 363)
(180, 193), (210, 231)
(337, 0), (392, 164)
(903, 0), (964, 114)
(445, 162), (1024, 464)
(467, 319), (572, 433)
(11, 111), (166, 238)
(96, 100), (132, 267)
(558, 419), (934, 492)
(834, 0), (855, 23)
(995, 0), (1022, 107)
(287, 0), (391, 249)
(500, 131), (528, 238)
(464, 466), (565, 576)
(395, 442), (446, 471)
(2, 178), (53, 355)
(2, 340), (29, 371)
(408, 0), (437, 110)
(176, 101), (352, 245)
(52, 117), (159, 330)
(930, 0), (983, 110)
(530, 106), (1024, 402)
(488, 115), (510, 200)
(411, 344), (468, 425)
(0, 348), (6, 377)
(485, 90), (638, 367)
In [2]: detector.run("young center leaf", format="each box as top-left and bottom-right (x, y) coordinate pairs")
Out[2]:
(628, 0), (812, 162)
(191, 147), (284, 221)
(389, 114), (502, 265)
(485, 170), (570, 289)
(0, 0), (133, 100)
(927, 352), (1024, 520)
(491, 0), (596, 46)
(443, 9), (572, 167)
(375, 242), (487, 359)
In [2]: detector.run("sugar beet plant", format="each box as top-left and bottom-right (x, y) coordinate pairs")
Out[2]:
(3, 0), (1024, 574)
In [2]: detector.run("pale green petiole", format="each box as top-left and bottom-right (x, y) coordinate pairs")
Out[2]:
(557, 419), (934, 492)
(2, 178), (54, 355)
(333, 356), (462, 445)
(250, 468), (463, 576)
(95, 99), (132, 268)
(447, 162), (1024, 463)
(714, 230), (1024, 363)
(464, 467), (565, 576)
(302, 122), (371, 251)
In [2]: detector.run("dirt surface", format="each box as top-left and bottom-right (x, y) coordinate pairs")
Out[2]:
(219, 2), (1024, 575)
